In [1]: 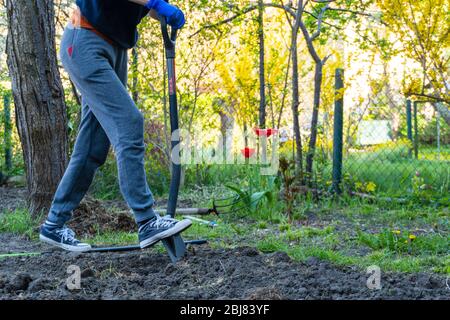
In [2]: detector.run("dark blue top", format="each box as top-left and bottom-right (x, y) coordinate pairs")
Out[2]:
(76, 0), (149, 49)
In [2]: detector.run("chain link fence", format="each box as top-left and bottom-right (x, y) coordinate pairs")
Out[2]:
(340, 96), (449, 200)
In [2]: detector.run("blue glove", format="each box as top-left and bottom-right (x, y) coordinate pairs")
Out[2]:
(145, 0), (185, 29)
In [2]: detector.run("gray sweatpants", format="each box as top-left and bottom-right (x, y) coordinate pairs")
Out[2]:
(47, 24), (155, 225)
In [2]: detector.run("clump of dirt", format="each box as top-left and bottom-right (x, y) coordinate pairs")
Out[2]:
(68, 197), (136, 237)
(3, 273), (33, 293)
(0, 234), (448, 300)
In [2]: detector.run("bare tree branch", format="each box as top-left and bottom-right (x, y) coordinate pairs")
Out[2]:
(310, 3), (329, 41)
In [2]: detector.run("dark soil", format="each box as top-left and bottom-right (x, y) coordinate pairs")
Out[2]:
(0, 234), (448, 300)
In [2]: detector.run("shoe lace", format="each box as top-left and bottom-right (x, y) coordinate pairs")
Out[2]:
(159, 215), (178, 227)
(56, 227), (77, 243)
(142, 214), (177, 231)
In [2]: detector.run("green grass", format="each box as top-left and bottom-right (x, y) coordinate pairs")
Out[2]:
(356, 229), (449, 254)
(251, 197), (450, 274)
(419, 146), (450, 161)
(87, 231), (138, 246)
(342, 147), (450, 199)
(256, 234), (449, 274)
(0, 208), (40, 240)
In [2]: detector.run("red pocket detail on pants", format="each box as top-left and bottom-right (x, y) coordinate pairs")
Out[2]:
(68, 46), (73, 57)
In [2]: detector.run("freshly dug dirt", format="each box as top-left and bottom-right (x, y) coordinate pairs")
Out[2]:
(0, 234), (448, 300)
(68, 197), (136, 237)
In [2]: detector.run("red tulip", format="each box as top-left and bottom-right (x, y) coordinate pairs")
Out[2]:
(241, 147), (256, 158)
(266, 128), (278, 137)
(253, 128), (278, 137)
(254, 128), (265, 136)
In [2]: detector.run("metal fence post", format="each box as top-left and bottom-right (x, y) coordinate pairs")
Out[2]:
(332, 68), (344, 194)
(3, 93), (12, 172)
(406, 99), (413, 158)
(413, 101), (419, 159)
(436, 104), (441, 160)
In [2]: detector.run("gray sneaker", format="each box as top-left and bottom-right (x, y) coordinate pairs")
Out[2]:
(138, 215), (192, 249)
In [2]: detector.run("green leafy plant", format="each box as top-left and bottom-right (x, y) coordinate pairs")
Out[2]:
(223, 168), (280, 218)
(410, 171), (434, 200)
(225, 182), (274, 214)
(355, 181), (377, 194)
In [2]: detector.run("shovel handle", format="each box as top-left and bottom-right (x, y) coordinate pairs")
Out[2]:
(159, 14), (177, 51)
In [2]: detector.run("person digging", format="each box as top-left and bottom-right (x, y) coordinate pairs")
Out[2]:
(40, 0), (192, 252)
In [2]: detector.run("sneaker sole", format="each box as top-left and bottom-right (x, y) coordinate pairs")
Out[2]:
(39, 234), (92, 252)
(140, 219), (192, 249)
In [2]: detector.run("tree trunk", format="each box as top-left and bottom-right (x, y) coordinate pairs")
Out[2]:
(3, 93), (12, 172)
(291, 28), (303, 180)
(306, 62), (323, 180)
(257, 0), (266, 129)
(218, 101), (235, 159)
(6, 0), (68, 217)
(277, 48), (292, 129)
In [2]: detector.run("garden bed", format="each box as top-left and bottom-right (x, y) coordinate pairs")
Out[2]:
(0, 233), (448, 300)
(0, 187), (448, 300)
